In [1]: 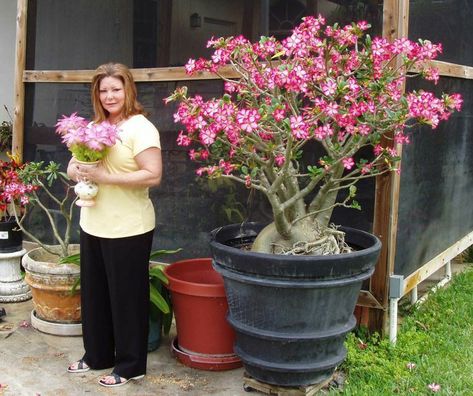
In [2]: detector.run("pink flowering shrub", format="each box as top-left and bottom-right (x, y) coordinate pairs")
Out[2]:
(0, 154), (37, 220)
(55, 113), (119, 162)
(166, 16), (462, 255)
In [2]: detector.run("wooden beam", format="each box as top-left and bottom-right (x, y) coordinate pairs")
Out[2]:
(12, 0), (28, 160)
(23, 65), (241, 83)
(412, 60), (473, 80)
(367, 0), (409, 334)
(402, 231), (473, 297)
(357, 290), (384, 310)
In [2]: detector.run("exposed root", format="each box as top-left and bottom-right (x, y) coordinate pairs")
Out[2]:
(272, 223), (352, 256)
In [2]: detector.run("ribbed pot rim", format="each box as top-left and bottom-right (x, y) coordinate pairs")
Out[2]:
(22, 246), (80, 276)
(164, 258), (226, 297)
(210, 223), (381, 280)
(211, 222), (381, 262)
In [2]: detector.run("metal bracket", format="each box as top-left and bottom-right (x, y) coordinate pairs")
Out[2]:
(389, 275), (404, 299)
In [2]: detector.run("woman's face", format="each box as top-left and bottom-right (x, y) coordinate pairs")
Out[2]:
(99, 76), (126, 118)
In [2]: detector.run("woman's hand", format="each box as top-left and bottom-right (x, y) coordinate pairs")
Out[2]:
(76, 162), (108, 184)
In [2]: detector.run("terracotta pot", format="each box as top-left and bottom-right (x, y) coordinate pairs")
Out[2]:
(164, 258), (241, 371)
(22, 245), (81, 323)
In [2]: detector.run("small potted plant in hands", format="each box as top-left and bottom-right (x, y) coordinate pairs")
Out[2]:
(166, 16), (462, 386)
(55, 112), (119, 207)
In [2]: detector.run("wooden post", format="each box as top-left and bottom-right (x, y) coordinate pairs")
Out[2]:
(367, 0), (409, 334)
(12, 0), (28, 160)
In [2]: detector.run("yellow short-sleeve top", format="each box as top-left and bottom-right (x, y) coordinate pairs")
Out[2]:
(80, 114), (161, 238)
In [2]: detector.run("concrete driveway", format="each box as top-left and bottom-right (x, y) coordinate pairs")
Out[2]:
(0, 300), (247, 395)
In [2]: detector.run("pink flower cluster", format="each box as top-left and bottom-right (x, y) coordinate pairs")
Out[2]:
(166, 15), (462, 179)
(0, 157), (37, 217)
(55, 113), (119, 162)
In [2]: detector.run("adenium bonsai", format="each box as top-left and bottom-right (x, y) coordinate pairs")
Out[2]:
(166, 16), (462, 255)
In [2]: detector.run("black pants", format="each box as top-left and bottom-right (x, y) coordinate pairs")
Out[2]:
(80, 229), (153, 379)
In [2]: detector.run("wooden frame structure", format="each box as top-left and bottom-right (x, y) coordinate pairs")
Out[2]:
(11, 0), (473, 334)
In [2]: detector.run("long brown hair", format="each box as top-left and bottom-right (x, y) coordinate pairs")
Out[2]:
(91, 63), (144, 123)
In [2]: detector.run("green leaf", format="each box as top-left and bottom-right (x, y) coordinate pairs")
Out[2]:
(149, 248), (182, 260)
(349, 185), (357, 197)
(351, 200), (361, 210)
(307, 165), (323, 177)
(271, 50), (285, 59)
(59, 253), (80, 266)
(149, 265), (169, 285)
(150, 283), (170, 314)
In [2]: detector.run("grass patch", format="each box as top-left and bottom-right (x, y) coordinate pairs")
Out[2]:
(330, 268), (473, 395)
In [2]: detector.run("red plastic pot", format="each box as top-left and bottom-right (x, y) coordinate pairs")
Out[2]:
(164, 258), (241, 370)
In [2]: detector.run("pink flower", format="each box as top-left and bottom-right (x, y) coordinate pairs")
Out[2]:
(290, 115), (309, 139)
(357, 124), (371, 136)
(245, 175), (251, 188)
(361, 163), (373, 175)
(196, 167), (205, 176)
(357, 21), (370, 30)
(321, 79), (337, 96)
(274, 154), (285, 167)
(427, 383), (441, 392)
(237, 109), (260, 133)
(424, 67), (440, 84)
(406, 362), (416, 371)
(273, 108), (286, 122)
(314, 125), (333, 140)
(324, 102), (339, 117)
(19, 320), (30, 328)
(224, 81), (239, 93)
(199, 128), (217, 145)
(219, 159), (235, 175)
(177, 131), (192, 146)
(185, 58), (197, 74)
(188, 149), (198, 160)
(55, 112), (88, 135)
(342, 157), (355, 170)
(200, 150), (210, 160)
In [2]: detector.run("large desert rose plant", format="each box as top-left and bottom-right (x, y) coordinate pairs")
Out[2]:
(166, 16), (462, 255)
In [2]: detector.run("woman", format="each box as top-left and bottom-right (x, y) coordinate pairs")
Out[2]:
(66, 63), (162, 388)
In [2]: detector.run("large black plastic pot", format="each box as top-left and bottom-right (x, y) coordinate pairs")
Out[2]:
(210, 222), (381, 387)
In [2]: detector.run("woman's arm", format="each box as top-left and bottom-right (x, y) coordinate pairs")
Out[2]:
(76, 147), (163, 188)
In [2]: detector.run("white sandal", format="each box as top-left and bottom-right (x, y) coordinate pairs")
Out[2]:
(67, 359), (90, 373)
(98, 372), (144, 387)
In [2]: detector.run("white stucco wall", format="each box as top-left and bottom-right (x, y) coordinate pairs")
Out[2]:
(0, 0), (16, 122)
